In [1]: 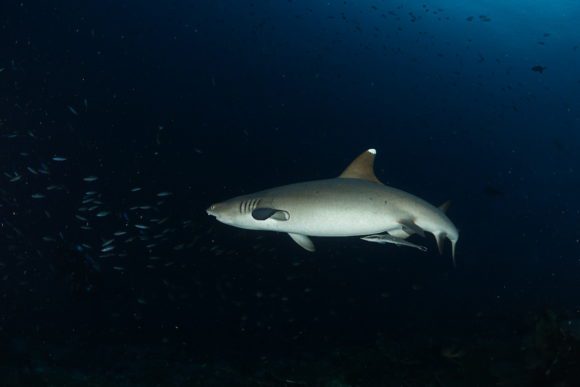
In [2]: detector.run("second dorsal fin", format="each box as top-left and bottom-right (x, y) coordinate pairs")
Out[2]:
(339, 148), (382, 184)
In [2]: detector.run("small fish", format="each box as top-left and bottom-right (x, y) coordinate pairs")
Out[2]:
(85, 191), (98, 196)
(27, 167), (38, 175)
(113, 266), (125, 271)
(441, 346), (466, 360)
(31, 193), (46, 199)
(75, 215), (88, 221)
(100, 246), (115, 254)
(102, 239), (115, 247)
(67, 105), (79, 115)
(81, 226), (93, 230)
(131, 187), (142, 192)
(157, 192), (172, 197)
(84, 255), (101, 272)
(113, 231), (127, 236)
(532, 65), (547, 74)
(52, 156), (67, 162)
(101, 245), (115, 253)
(96, 211), (110, 217)
(83, 176), (98, 182)
(9, 175), (21, 183)
(135, 224), (149, 230)
(42, 236), (56, 242)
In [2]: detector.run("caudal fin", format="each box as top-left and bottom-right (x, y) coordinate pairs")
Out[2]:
(434, 232), (458, 267)
(451, 238), (458, 267)
(435, 232), (446, 255)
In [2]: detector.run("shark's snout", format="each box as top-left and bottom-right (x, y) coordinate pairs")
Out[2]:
(206, 201), (242, 227)
(206, 203), (218, 217)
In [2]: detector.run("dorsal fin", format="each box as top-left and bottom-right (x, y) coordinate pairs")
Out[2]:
(439, 200), (451, 213)
(339, 149), (382, 184)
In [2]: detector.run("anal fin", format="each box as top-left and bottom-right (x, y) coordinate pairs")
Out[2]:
(288, 233), (315, 252)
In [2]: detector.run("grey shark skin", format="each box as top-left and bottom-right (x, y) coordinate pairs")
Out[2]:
(207, 149), (459, 263)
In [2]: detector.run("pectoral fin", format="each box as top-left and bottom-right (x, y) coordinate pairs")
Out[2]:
(252, 208), (290, 221)
(288, 233), (315, 252)
(399, 220), (426, 238)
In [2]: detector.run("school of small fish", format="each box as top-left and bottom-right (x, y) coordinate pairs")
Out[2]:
(0, 126), (215, 289)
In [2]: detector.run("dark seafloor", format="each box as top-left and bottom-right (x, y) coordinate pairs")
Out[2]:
(1, 1), (580, 386)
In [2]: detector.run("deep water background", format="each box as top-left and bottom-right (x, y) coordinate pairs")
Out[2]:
(1, 0), (580, 385)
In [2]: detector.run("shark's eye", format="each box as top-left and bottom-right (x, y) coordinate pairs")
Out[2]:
(210, 204), (216, 210)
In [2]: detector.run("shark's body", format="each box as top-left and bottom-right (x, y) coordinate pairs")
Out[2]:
(207, 149), (458, 262)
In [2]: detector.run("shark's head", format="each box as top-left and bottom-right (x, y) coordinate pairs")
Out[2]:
(206, 196), (269, 230)
(206, 201), (240, 226)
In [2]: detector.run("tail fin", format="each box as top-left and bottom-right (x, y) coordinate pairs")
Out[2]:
(435, 232), (458, 267)
(435, 232), (446, 255)
(451, 238), (458, 267)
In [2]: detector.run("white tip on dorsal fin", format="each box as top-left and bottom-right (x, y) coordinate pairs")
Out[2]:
(339, 149), (382, 184)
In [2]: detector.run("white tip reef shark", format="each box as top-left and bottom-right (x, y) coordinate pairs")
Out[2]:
(207, 149), (459, 264)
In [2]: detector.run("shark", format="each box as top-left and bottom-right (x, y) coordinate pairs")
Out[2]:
(207, 149), (459, 263)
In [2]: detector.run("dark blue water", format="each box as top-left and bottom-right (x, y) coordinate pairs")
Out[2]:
(1, 1), (580, 385)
